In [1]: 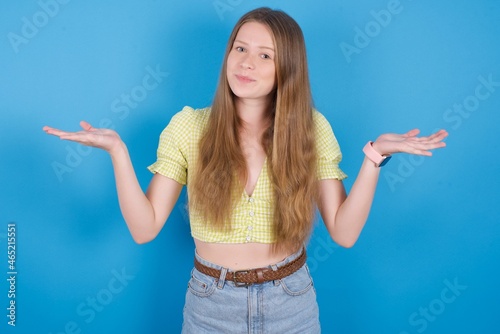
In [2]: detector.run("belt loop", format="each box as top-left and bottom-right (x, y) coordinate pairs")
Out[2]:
(217, 267), (228, 289)
(270, 264), (279, 285)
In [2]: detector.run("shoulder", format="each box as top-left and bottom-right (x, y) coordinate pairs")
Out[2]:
(312, 109), (334, 134)
(162, 106), (211, 135)
(312, 109), (342, 150)
(170, 106), (211, 127)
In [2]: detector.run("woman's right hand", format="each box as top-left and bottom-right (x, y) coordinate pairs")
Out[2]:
(43, 121), (123, 155)
(43, 120), (183, 244)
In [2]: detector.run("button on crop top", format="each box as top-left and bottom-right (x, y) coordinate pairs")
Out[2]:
(148, 106), (347, 244)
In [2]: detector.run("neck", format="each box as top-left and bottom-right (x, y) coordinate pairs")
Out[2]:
(235, 97), (271, 136)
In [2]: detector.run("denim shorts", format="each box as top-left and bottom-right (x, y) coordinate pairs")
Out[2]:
(181, 248), (321, 334)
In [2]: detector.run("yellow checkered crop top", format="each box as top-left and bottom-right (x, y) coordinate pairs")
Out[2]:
(147, 106), (347, 244)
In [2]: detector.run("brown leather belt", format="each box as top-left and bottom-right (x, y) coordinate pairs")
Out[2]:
(194, 248), (307, 286)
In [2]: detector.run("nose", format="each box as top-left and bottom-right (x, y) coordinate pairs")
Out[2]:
(240, 53), (255, 70)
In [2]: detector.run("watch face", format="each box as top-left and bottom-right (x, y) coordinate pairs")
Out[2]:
(379, 155), (392, 167)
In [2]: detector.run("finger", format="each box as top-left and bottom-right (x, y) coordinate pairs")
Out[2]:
(410, 148), (433, 156)
(80, 121), (94, 131)
(43, 126), (72, 137)
(408, 141), (447, 154)
(403, 129), (420, 138)
(415, 140), (447, 155)
(405, 147), (434, 156)
(43, 125), (59, 133)
(409, 130), (448, 144)
(58, 131), (93, 142)
(435, 129), (449, 139)
(417, 150), (433, 157)
(423, 130), (449, 143)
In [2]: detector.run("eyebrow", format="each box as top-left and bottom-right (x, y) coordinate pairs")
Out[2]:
(234, 39), (275, 52)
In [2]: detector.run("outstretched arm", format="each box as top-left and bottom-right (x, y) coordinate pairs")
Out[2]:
(43, 122), (182, 244)
(318, 129), (448, 248)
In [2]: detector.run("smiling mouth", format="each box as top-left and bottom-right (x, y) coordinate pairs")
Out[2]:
(235, 75), (255, 83)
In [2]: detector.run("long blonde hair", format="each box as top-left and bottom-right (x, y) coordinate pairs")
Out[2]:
(191, 7), (318, 252)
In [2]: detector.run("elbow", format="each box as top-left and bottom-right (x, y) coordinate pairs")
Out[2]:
(333, 236), (359, 249)
(131, 232), (157, 245)
(338, 240), (356, 248)
(127, 219), (160, 244)
(133, 237), (151, 245)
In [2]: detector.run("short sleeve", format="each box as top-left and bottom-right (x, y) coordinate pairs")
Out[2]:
(147, 106), (196, 184)
(314, 111), (348, 180)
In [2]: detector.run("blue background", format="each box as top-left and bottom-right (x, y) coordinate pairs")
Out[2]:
(1, 0), (499, 333)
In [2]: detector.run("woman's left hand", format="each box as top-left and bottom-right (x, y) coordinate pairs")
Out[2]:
(372, 129), (448, 157)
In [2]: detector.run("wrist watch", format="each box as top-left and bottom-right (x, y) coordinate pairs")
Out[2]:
(363, 141), (392, 167)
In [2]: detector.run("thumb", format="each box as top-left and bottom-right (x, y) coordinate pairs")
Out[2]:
(404, 128), (420, 137)
(80, 121), (94, 131)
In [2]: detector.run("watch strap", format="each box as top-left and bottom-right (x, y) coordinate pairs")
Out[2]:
(363, 141), (391, 167)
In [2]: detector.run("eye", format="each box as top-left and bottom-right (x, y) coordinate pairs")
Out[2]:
(235, 46), (245, 52)
(261, 54), (272, 60)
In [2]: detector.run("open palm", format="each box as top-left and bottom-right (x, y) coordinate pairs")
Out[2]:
(43, 121), (123, 154)
(374, 129), (448, 157)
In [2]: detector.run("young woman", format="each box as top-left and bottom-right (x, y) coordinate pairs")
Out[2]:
(43, 7), (447, 333)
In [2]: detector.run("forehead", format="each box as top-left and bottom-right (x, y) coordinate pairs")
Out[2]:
(234, 21), (275, 49)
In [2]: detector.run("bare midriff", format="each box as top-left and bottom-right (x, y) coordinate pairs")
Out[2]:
(194, 239), (293, 270)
